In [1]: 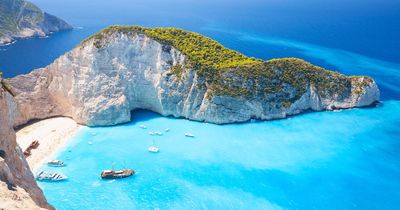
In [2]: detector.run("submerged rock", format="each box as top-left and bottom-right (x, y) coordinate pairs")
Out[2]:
(0, 0), (72, 45)
(8, 26), (379, 126)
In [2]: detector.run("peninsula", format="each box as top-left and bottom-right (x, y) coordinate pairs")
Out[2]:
(8, 25), (379, 127)
(0, 0), (72, 45)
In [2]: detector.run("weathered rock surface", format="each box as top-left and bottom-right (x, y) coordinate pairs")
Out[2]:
(0, 86), (53, 209)
(0, 0), (72, 45)
(8, 27), (380, 127)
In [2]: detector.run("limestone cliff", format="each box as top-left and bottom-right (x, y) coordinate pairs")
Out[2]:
(0, 0), (72, 45)
(0, 78), (53, 209)
(8, 26), (379, 127)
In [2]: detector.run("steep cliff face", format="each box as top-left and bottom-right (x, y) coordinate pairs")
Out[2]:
(8, 26), (379, 126)
(0, 0), (72, 45)
(0, 80), (53, 209)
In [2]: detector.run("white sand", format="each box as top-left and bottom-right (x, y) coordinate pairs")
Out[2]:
(16, 117), (83, 172)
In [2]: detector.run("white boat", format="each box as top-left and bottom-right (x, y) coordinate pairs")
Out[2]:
(185, 133), (195, 137)
(148, 146), (160, 153)
(47, 160), (65, 167)
(36, 171), (68, 182)
(165, 128), (170, 132)
(154, 131), (163, 136)
(149, 132), (155, 135)
(139, 124), (147, 129)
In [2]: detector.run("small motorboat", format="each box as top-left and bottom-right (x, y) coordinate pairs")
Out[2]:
(165, 128), (170, 132)
(101, 169), (134, 179)
(149, 132), (155, 135)
(47, 160), (65, 167)
(154, 131), (163, 136)
(139, 124), (147, 129)
(36, 171), (68, 182)
(185, 133), (195, 137)
(148, 146), (160, 153)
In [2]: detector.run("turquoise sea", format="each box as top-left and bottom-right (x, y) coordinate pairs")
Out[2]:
(1, 0), (399, 209)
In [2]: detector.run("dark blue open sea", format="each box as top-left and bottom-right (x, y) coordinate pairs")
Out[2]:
(1, 0), (399, 209)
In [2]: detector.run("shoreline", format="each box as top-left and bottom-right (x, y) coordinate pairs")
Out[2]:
(16, 117), (83, 173)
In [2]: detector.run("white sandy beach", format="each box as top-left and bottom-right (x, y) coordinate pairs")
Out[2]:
(16, 117), (82, 172)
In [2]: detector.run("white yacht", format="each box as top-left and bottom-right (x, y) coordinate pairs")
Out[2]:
(36, 171), (68, 182)
(47, 160), (65, 167)
(185, 133), (195, 137)
(148, 146), (160, 153)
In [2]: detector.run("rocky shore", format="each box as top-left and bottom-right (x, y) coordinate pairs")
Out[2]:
(0, 85), (53, 209)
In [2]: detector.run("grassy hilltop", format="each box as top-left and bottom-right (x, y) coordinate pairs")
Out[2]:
(82, 25), (372, 103)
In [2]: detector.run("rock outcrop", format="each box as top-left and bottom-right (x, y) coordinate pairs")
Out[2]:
(8, 26), (379, 127)
(0, 0), (72, 45)
(0, 79), (53, 209)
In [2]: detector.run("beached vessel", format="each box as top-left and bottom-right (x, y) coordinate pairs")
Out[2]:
(100, 169), (134, 179)
(36, 171), (68, 182)
(47, 160), (65, 167)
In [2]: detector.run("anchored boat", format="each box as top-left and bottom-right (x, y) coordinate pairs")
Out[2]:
(185, 133), (195, 137)
(36, 171), (68, 182)
(47, 160), (65, 167)
(101, 169), (134, 179)
(148, 146), (160, 153)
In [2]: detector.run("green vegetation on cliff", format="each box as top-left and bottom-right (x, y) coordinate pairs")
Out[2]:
(0, 0), (43, 34)
(82, 25), (372, 104)
(0, 72), (14, 96)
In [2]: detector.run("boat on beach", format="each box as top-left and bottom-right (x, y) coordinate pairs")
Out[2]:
(47, 160), (66, 167)
(101, 169), (134, 179)
(36, 171), (68, 182)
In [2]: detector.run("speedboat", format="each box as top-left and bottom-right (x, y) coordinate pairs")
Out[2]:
(47, 160), (65, 167)
(139, 124), (147, 129)
(101, 169), (134, 179)
(36, 171), (68, 182)
(148, 146), (160, 153)
(185, 133), (195, 137)
(165, 128), (170, 132)
(154, 131), (163, 136)
(149, 132), (155, 135)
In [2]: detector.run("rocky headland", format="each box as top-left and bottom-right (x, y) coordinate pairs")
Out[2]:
(7, 25), (380, 127)
(0, 0), (72, 45)
(0, 74), (53, 209)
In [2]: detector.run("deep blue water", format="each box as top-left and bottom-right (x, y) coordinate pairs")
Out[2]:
(1, 0), (399, 209)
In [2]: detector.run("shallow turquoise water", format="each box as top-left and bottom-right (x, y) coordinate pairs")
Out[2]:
(39, 101), (400, 209)
(1, 0), (398, 208)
